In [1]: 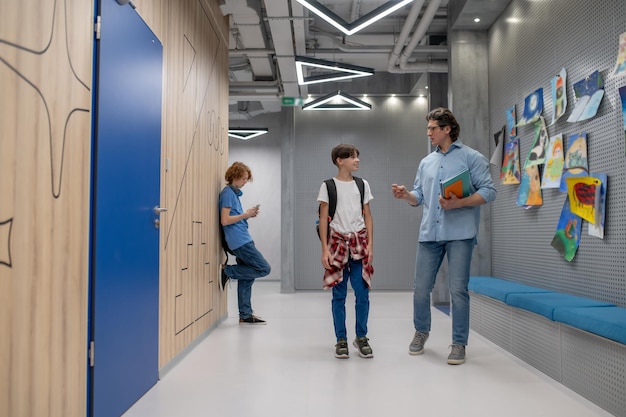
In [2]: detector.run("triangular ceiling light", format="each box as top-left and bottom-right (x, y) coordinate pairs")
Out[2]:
(228, 128), (269, 140)
(295, 0), (414, 36)
(302, 91), (372, 111)
(295, 56), (374, 85)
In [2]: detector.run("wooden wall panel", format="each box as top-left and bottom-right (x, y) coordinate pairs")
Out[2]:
(0, 1), (93, 416)
(156, 0), (230, 367)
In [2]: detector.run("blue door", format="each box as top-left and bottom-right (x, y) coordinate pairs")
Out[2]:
(90, 0), (162, 416)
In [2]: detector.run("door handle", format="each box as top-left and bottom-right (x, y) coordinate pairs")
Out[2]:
(154, 206), (168, 215)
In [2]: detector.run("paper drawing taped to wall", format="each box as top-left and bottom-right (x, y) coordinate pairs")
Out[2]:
(501, 138), (521, 184)
(567, 71), (604, 123)
(551, 196), (581, 262)
(541, 133), (564, 189)
(559, 132), (588, 192)
(551, 68), (567, 125)
(518, 88), (543, 126)
(525, 117), (549, 167)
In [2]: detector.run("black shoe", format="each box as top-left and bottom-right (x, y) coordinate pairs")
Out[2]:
(239, 315), (267, 325)
(220, 268), (230, 292)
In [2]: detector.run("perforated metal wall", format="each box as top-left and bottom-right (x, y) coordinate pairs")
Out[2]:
(488, 0), (626, 306)
(293, 96), (430, 290)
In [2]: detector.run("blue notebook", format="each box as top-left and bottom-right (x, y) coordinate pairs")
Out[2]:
(440, 169), (471, 199)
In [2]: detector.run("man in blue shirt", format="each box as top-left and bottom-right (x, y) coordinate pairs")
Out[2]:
(392, 107), (496, 364)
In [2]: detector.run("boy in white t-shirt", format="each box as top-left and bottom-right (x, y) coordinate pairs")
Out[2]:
(317, 144), (374, 359)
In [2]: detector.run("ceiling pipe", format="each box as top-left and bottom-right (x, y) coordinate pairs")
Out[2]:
(388, 0), (448, 73)
(311, 31), (447, 54)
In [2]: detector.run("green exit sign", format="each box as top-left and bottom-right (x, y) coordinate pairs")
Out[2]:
(281, 96), (305, 106)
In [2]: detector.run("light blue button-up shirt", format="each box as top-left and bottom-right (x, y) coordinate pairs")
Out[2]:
(411, 140), (496, 242)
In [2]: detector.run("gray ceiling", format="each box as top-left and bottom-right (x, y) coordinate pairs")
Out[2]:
(221, 0), (512, 120)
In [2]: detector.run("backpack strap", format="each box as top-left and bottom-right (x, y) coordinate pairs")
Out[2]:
(325, 179), (337, 220)
(353, 176), (365, 212)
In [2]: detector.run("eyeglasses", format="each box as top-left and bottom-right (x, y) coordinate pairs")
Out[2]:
(427, 125), (442, 132)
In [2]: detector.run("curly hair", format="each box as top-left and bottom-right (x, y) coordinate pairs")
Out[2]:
(225, 162), (253, 184)
(426, 107), (460, 141)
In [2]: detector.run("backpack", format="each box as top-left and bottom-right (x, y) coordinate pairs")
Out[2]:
(220, 185), (237, 259)
(316, 176), (365, 240)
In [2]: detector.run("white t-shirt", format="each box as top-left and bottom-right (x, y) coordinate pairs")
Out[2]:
(317, 178), (373, 234)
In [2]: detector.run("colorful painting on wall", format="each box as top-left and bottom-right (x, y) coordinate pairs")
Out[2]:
(588, 173), (608, 239)
(566, 176), (601, 224)
(541, 133), (565, 189)
(619, 85), (626, 155)
(612, 32), (626, 78)
(518, 88), (543, 126)
(525, 117), (549, 167)
(517, 164), (543, 207)
(506, 105), (517, 137)
(559, 132), (588, 192)
(551, 196), (582, 262)
(567, 71), (605, 122)
(501, 138), (521, 184)
(551, 68), (567, 125)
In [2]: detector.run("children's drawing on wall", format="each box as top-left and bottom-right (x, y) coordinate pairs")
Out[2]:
(541, 133), (564, 189)
(566, 176), (600, 224)
(518, 88), (543, 126)
(490, 125), (505, 168)
(506, 105), (517, 137)
(559, 132), (588, 192)
(567, 70), (605, 122)
(588, 173), (607, 239)
(516, 164), (542, 208)
(551, 68), (567, 125)
(551, 196), (582, 262)
(501, 138), (521, 184)
(612, 32), (626, 78)
(525, 116), (548, 167)
(619, 85), (626, 153)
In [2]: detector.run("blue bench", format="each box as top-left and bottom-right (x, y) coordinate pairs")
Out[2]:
(469, 276), (626, 345)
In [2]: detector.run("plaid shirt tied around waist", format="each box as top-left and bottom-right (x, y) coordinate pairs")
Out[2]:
(323, 228), (374, 290)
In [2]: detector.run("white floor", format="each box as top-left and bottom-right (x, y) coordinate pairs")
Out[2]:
(123, 281), (613, 417)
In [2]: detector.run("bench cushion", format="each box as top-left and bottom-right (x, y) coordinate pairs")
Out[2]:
(506, 292), (614, 320)
(554, 306), (626, 345)
(468, 276), (551, 303)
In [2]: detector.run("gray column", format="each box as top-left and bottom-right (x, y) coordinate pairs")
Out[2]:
(281, 107), (296, 293)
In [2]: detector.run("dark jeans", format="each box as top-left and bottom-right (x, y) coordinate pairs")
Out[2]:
(225, 241), (271, 318)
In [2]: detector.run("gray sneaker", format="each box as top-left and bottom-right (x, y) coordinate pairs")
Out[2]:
(335, 338), (349, 359)
(409, 331), (429, 355)
(353, 336), (374, 358)
(447, 344), (466, 365)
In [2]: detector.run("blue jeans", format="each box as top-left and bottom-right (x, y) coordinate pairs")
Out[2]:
(413, 239), (474, 345)
(225, 241), (271, 319)
(332, 257), (370, 341)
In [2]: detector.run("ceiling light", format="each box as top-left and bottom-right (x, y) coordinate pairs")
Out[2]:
(474, 17), (481, 23)
(296, 0), (414, 36)
(302, 91), (372, 111)
(228, 128), (269, 140)
(295, 56), (374, 85)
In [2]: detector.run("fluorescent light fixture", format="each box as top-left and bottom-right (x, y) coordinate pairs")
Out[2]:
(296, 0), (414, 36)
(228, 128), (269, 140)
(295, 55), (374, 85)
(302, 91), (372, 111)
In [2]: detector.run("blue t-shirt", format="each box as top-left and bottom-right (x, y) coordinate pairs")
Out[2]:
(218, 185), (253, 250)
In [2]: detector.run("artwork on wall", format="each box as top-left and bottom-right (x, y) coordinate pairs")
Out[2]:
(566, 176), (601, 224)
(518, 88), (543, 126)
(588, 173), (607, 239)
(612, 32), (626, 78)
(619, 85), (626, 154)
(516, 164), (543, 207)
(550, 68), (567, 125)
(551, 196), (582, 262)
(501, 138), (521, 184)
(541, 133), (565, 189)
(506, 105), (517, 137)
(559, 132), (588, 192)
(490, 125), (505, 168)
(567, 70), (605, 122)
(525, 116), (549, 167)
